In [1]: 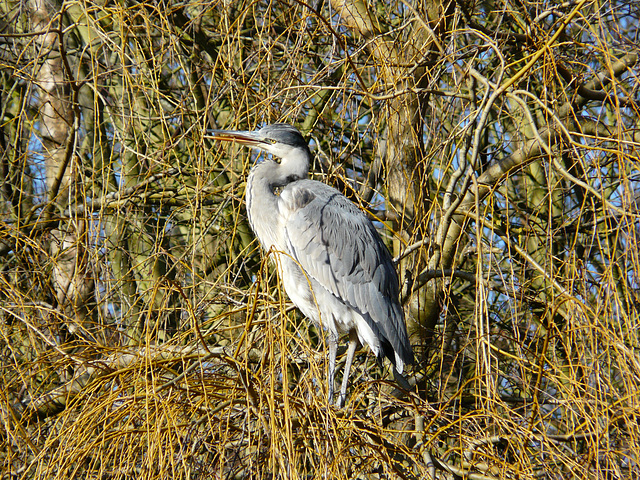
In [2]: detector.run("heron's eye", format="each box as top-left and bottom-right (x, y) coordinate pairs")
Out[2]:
(267, 138), (277, 144)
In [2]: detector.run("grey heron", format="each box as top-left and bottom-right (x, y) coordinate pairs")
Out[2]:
(211, 123), (413, 406)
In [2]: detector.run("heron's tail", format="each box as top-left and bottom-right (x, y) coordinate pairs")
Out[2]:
(392, 368), (412, 393)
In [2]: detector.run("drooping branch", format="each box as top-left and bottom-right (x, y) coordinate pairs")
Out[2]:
(10, 345), (242, 422)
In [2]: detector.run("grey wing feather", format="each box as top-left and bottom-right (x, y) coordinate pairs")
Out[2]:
(282, 181), (413, 366)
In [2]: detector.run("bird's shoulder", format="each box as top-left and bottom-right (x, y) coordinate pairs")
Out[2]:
(279, 179), (363, 221)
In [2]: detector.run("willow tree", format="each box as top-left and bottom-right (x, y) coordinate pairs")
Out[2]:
(1, 0), (638, 478)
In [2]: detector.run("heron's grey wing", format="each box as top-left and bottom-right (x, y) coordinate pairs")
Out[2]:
(281, 181), (413, 367)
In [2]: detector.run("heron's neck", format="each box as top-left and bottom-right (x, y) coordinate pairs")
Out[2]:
(244, 161), (293, 251)
(245, 149), (311, 250)
(278, 148), (311, 184)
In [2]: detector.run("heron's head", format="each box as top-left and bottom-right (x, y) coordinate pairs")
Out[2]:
(209, 123), (311, 167)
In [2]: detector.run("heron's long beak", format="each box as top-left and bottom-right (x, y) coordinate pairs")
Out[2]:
(207, 129), (267, 147)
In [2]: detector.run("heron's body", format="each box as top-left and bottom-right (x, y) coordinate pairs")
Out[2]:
(212, 124), (413, 406)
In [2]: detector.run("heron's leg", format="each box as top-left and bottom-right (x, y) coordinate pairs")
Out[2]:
(337, 330), (358, 408)
(327, 334), (338, 404)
